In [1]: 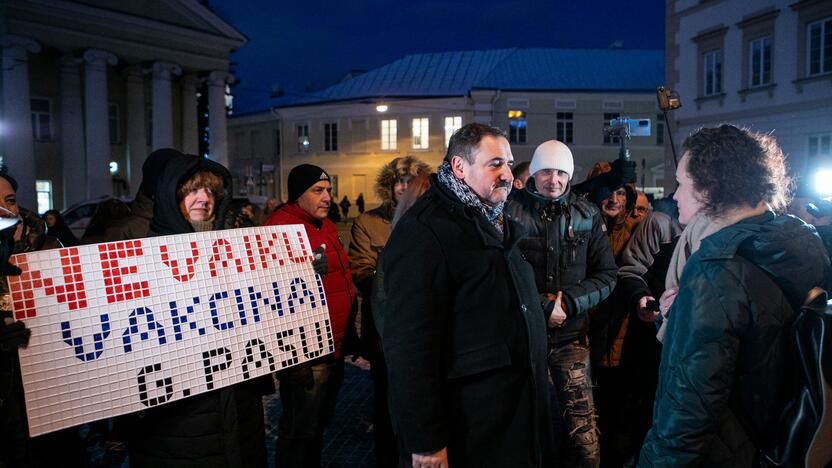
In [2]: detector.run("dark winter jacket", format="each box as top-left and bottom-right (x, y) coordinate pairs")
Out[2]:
(128, 154), (273, 468)
(382, 176), (553, 467)
(265, 202), (356, 359)
(504, 180), (617, 347)
(639, 211), (832, 467)
(85, 192), (155, 244)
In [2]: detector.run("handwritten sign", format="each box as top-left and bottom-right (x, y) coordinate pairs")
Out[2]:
(8, 225), (332, 437)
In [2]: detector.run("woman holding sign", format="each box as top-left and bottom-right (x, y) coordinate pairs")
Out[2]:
(125, 153), (274, 468)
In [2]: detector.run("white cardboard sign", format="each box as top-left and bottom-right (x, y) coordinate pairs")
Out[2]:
(8, 225), (333, 437)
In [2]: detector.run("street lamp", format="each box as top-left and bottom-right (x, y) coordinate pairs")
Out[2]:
(376, 104), (388, 113)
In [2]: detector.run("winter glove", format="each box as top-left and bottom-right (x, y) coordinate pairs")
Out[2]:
(605, 159), (637, 188)
(312, 245), (328, 277)
(0, 318), (30, 351)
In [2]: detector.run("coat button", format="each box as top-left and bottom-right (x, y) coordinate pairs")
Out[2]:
(548, 246), (554, 252)
(547, 275), (553, 281)
(521, 304), (528, 312)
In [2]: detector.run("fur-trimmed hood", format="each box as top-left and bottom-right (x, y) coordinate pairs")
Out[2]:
(375, 156), (431, 203)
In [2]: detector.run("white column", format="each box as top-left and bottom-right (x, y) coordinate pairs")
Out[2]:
(83, 49), (117, 199)
(124, 66), (147, 191)
(207, 71), (233, 167)
(2, 36), (41, 209)
(151, 61), (181, 150)
(181, 74), (200, 155)
(58, 55), (86, 209)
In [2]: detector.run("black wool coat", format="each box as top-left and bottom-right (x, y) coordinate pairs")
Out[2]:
(381, 176), (554, 467)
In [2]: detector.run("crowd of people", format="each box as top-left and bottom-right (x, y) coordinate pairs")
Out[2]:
(0, 122), (831, 468)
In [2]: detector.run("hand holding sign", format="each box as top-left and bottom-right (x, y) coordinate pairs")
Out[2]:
(312, 244), (328, 277)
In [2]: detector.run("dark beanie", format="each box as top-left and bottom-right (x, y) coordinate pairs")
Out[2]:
(139, 148), (185, 198)
(288, 164), (330, 202)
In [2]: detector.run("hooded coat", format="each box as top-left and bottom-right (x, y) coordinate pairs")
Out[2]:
(639, 212), (832, 467)
(127, 154), (273, 468)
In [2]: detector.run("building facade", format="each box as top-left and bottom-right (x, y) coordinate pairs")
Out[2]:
(229, 48), (667, 207)
(665, 0), (832, 192)
(1, 0), (245, 211)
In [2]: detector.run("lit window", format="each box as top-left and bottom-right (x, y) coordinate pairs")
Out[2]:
(296, 124), (310, 153)
(324, 123), (338, 152)
(703, 50), (723, 96)
(808, 17), (832, 76)
(508, 110), (526, 144)
(556, 112), (573, 144)
(412, 118), (429, 150)
(444, 116), (462, 147)
(30, 99), (52, 141)
(381, 119), (397, 150)
(809, 135), (832, 159)
(749, 37), (772, 87)
(36, 180), (52, 214)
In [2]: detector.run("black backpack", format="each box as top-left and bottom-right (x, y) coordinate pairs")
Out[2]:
(759, 287), (832, 467)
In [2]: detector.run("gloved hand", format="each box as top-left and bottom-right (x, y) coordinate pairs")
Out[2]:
(605, 159), (637, 188)
(312, 244), (328, 277)
(0, 318), (31, 351)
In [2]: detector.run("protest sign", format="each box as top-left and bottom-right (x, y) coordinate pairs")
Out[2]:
(7, 225), (332, 437)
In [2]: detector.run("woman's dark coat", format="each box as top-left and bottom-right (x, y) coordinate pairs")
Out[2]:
(381, 176), (553, 467)
(127, 154), (273, 468)
(639, 212), (832, 467)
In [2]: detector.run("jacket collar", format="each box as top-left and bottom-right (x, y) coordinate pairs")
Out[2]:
(697, 210), (775, 261)
(280, 202), (324, 228)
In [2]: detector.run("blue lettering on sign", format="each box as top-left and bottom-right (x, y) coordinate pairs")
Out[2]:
(269, 282), (284, 316)
(314, 275), (328, 307)
(233, 287), (263, 326)
(169, 296), (204, 341)
(287, 277), (316, 313)
(209, 291), (234, 331)
(122, 307), (167, 353)
(61, 314), (111, 362)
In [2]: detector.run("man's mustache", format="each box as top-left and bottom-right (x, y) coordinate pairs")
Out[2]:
(494, 181), (511, 190)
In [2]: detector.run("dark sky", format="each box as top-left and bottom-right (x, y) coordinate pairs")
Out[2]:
(209, 0), (666, 113)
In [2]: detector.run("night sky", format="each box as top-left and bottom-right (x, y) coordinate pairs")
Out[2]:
(208, 0), (666, 113)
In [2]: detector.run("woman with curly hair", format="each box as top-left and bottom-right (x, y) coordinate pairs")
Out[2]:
(639, 125), (832, 466)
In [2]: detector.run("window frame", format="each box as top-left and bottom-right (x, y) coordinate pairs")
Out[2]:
(323, 122), (338, 152)
(36, 179), (53, 213)
(556, 112), (574, 144)
(508, 110), (527, 145)
(108, 102), (121, 144)
(296, 123), (310, 153)
(30, 97), (53, 142)
(411, 117), (430, 150)
(380, 119), (397, 151)
(444, 116), (462, 148)
(603, 112), (620, 145)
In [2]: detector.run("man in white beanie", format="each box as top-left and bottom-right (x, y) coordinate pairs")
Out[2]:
(506, 140), (617, 468)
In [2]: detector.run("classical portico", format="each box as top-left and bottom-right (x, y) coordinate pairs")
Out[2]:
(2, 0), (246, 210)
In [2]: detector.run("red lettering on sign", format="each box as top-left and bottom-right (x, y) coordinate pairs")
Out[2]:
(282, 231), (311, 264)
(243, 235), (256, 271)
(208, 238), (243, 277)
(256, 233), (281, 268)
(160, 242), (199, 282)
(7, 248), (88, 320)
(99, 240), (150, 304)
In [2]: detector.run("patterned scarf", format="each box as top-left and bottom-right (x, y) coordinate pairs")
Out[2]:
(437, 161), (505, 234)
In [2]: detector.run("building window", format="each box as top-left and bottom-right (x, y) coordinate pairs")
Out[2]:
(656, 114), (665, 145)
(296, 124), (310, 153)
(808, 17), (832, 76)
(324, 123), (338, 152)
(444, 116), (462, 147)
(36, 180), (52, 214)
(809, 134), (832, 160)
(30, 98), (52, 141)
(603, 113), (620, 145)
(381, 119), (397, 150)
(108, 103), (120, 144)
(749, 37), (772, 87)
(412, 118), (429, 150)
(703, 50), (723, 96)
(556, 112), (573, 144)
(508, 110), (526, 144)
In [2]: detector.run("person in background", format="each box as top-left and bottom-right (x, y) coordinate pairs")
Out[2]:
(348, 155), (430, 467)
(339, 195), (351, 220)
(630, 191), (650, 223)
(511, 160), (531, 195)
(265, 164), (356, 468)
(505, 140), (617, 467)
(639, 125), (831, 466)
(356, 193), (365, 214)
(43, 209), (78, 247)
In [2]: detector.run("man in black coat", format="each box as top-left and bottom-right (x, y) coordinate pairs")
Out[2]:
(382, 123), (554, 467)
(505, 140), (617, 467)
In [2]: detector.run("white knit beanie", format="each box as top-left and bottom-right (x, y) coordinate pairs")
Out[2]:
(529, 140), (574, 180)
